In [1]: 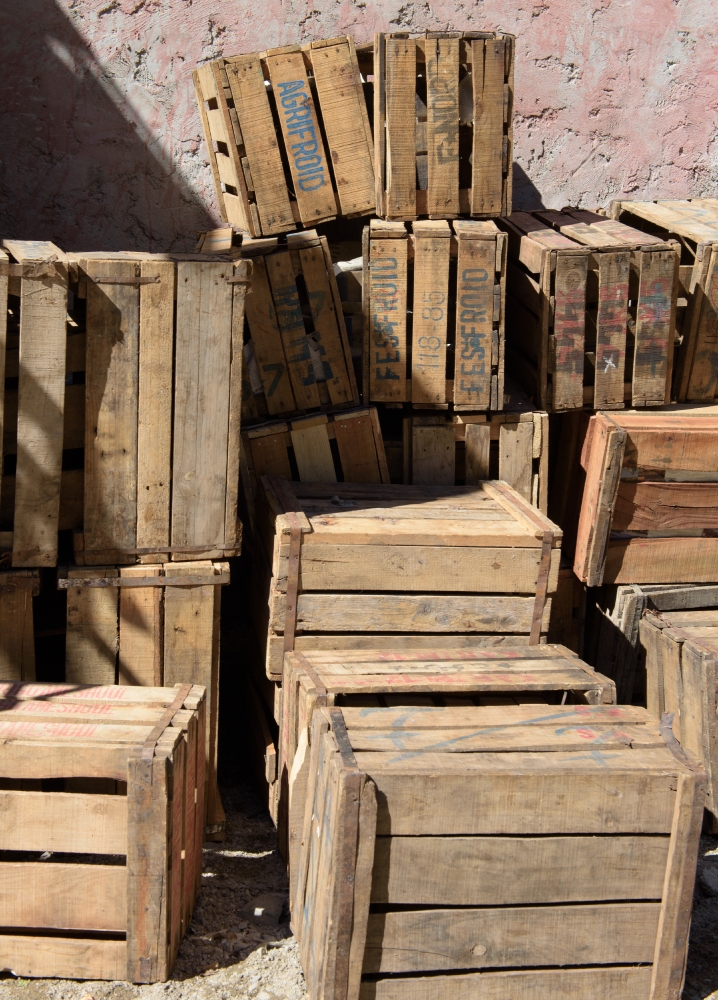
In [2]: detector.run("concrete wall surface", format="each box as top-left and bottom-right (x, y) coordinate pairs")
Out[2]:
(0, 0), (715, 250)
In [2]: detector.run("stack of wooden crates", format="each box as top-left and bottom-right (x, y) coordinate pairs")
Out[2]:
(188, 32), (709, 1000)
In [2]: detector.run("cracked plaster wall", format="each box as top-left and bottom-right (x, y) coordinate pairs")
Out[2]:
(0, 0), (716, 250)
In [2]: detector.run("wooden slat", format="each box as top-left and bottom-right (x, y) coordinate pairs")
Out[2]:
(426, 37), (460, 217)
(0, 862), (126, 931)
(310, 38), (376, 216)
(385, 38), (416, 218)
(288, 544), (560, 593)
(365, 763), (677, 834)
(368, 237), (408, 400)
(0, 936), (126, 982)
(265, 48), (336, 226)
(552, 253), (587, 410)
(465, 423), (491, 483)
(613, 481), (718, 531)
(136, 260), (174, 559)
(364, 902), (659, 973)
(633, 250), (677, 406)
(0, 790), (127, 854)
(573, 414), (626, 586)
(359, 966), (652, 1000)
(12, 261), (67, 566)
(225, 55), (295, 235)
(371, 834), (667, 904)
(171, 261), (233, 559)
(245, 256), (296, 414)
(65, 568), (119, 685)
(411, 230), (450, 404)
(341, 704), (646, 729)
(83, 261), (139, 564)
(299, 245), (353, 406)
(0, 580), (35, 681)
(594, 251), (629, 408)
(471, 39), (504, 216)
(604, 537), (718, 584)
(118, 566), (162, 686)
(291, 416), (336, 482)
(453, 237), (494, 407)
(410, 423), (455, 486)
(498, 421), (532, 502)
(683, 245), (718, 400)
(333, 410), (384, 484)
(266, 251), (320, 409)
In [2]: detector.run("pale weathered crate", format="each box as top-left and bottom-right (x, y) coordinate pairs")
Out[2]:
(363, 219), (507, 408)
(641, 609), (718, 824)
(254, 477), (562, 681)
(400, 411), (548, 509)
(574, 407), (718, 586)
(193, 38), (375, 238)
(502, 210), (679, 411)
(58, 561), (228, 840)
(239, 231), (360, 423)
(1, 240), (74, 567)
(64, 251), (249, 565)
(610, 198), (718, 402)
(242, 407), (389, 529)
(294, 703), (704, 1000)
(588, 583), (718, 704)
(0, 680), (205, 982)
(370, 32), (514, 220)
(280, 645), (615, 882)
(0, 569), (39, 680)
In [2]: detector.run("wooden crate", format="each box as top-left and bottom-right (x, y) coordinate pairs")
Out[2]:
(610, 198), (718, 402)
(641, 609), (718, 823)
(1, 240), (74, 567)
(363, 219), (507, 409)
(0, 569), (39, 680)
(242, 407), (389, 529)
(63, 251), (249, 565)
(574, 407), (718, 586)
(0, 680), (205, 982)
(587, 584), (718, 704)
(502, 210), (679, 411)
(193, 38), (375, 238)
(255, 477), (562, 680)
(370, 32), (514, 220)
(547, 559), (582, 653)
(58, 561), (228, 840)
(281, 645), (615, 882)
(294, 703), (704, 1000)
(400, 411), (547, 509)
(240, 231), (360, 423)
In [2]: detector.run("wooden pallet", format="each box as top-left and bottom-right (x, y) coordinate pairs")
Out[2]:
(194, 38), (375, 237)
(255, 477), (562, 680)
(242, 407), (389, 529)
(240, 231), (360, 422)
(0, 681), (205, 982)
(280, 645), (615, 884)
(588, 583), (718, 704)
(1, 241), (70, 567)
(363, 219), (507, 408)
(400, 411), (548, 509)
(61, 251), (249, 565)
(0, 569), (39, 680)
(502, 210), (679, 411)
(641, 608), (718, 823)
(369, 32), (514, 220)
(294, 703), (704, 1000)
(574, 407), (718, 586)
(57, 561), (227, 840)
(610, 198), (718, 402)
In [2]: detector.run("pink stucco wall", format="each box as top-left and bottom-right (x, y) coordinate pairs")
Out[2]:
(1, 0), (715, 251)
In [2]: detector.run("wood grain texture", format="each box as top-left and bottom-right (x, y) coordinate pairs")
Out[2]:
(384, 38), (416, 219)
(426, 38), (460, 217)
(0, 862), (126, 931)
(0, 581), (35, 681)
(411, 233), (450, 405)
(0, 936), (126, 982)
(171, 261), (233, 559)
(66, 568), (119, 685)
(368, 237), (408, 401)
(0, 790), (127, 854)
(83, 260), (139, 564)
(118, 566), (163, 686)
(471, 39), (504, 216)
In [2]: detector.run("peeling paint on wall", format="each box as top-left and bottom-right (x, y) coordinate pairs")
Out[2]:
(0, 0), (715, 250)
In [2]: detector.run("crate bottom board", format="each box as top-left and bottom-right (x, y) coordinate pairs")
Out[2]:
(265, 632), (543, 680)
(358, 965), (652, 1000)
(0, 934), (126, 981)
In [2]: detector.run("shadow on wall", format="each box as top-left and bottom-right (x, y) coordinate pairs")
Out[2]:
(0, 0), (214, 251)
(512, 163), (546, 212)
